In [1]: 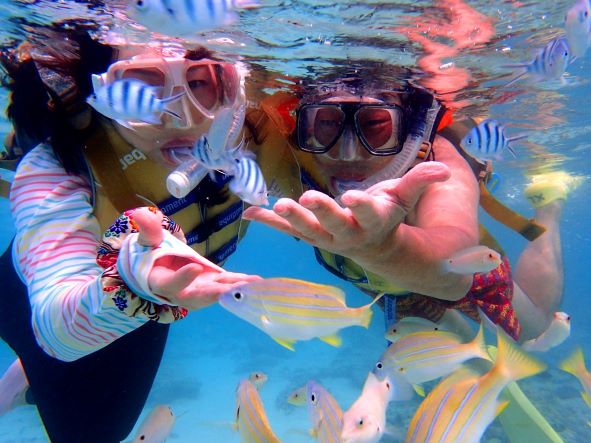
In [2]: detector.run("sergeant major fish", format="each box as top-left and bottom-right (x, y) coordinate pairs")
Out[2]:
(235, 379), (281, 443)
(565, 0), (591, 58)
(127, 0), (261, 37)
(229, 155), (269, 206)
(219, 278), (383, 351)
(504, 36), (572, 87)
(460, 119), (527, 161)
(405, 328), (546, 443)
(87, 78), (183, 124)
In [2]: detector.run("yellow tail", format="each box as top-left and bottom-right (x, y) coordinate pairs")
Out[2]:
(495, 328), (547, 382)
(470, 323), (493, 362)
(559, 347), (587, 378)
(359, 293), (385, 329)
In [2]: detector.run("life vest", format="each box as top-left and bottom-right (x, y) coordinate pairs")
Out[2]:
(83, 118), (246, 265)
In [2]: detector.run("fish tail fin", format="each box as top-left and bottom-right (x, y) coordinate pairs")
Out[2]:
(160, 90), (186, 104)
(494, 328), (547, 382)
(471, 323), (492, 362)
(559, 347), (587, 378)
(359, 292), (385, 328)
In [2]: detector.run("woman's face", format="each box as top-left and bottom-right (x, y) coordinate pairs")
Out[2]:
(109, 48), (231, 168)
(310, 94), (403, 196)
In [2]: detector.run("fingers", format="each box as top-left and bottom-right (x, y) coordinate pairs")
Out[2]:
(134, 207), (165, 247)
(340, 190), (407, 231)
(299, 191), (352, 236)
(388, 161), (451, 210)
(150, 262), (204, 295)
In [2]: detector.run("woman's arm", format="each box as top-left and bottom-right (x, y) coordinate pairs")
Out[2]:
(10, 144), (149, 361)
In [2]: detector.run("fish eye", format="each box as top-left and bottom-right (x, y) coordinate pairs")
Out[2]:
(135, 0), (146, 9)
(139, 436), (146, 441)
(391, 328), (397, 333)
(398, 367), (404, 372)
(310, 393), (317, 404)
(386, 382), (391, 390)
(434, 327), (439, 331)
(376, 362), (383, 369)
(233, 292), (243, 301)
(356, 418), (364, 428)
(567, 316), (571, 321)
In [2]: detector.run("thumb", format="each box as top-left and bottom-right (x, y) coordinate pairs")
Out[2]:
(386, 161), (451, 210)
(133, 207), (165, 247)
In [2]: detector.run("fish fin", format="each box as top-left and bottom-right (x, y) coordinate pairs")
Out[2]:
(309, 427), (317, 438)
(494, 328), (547, 382)
(140, 115), (164, 124)
(159, 90), (186, 103)
(559, 347), (586, 377)
(495, 400), (511, 417)
(582, 391), (591, 409)
(358, 292), (385, 328)
(319, 334), (342, 347)
(234, 0), (261, 9)
(163, 109), (182, 120)
(413, 384), (425, 397)
(506, 144), (517, 158)
(272, 337), (296, 351)
(471, 323), (493, 362)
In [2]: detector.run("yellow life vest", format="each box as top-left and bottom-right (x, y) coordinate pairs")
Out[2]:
(84, 118), (246, 264)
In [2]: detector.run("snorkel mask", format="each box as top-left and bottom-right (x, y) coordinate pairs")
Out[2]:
(294, 82), (442, 192)
(91, 54), (241, 129)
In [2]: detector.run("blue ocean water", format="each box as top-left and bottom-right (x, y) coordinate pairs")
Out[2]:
(0, 1), (590, 442)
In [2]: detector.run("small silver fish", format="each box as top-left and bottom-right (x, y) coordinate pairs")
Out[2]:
(87, 79), (183, 124)
(441, 245), (502, 275)
(565, 0), (591, 58)
(127, 0), (260, 37)
(505, 37), (572, 87)
(522, 311), (571, 352)
(460, 119), (526, 161)
(228, 155), (269, 206)
(131, 405), (175, 443)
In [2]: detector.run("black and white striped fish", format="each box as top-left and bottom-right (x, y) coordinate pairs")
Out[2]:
(505, 37), (572, 87)
(192, 135), (237, 174)
(460, 119), (526, 161)
(87, 78), (183, 124)
(127, 0), (260, 37)
(229, 155), (268, 206)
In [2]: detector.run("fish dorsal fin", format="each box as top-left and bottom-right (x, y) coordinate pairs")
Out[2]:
(319, 334), (342, 347)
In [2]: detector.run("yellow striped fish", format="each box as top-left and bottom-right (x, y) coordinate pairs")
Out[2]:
(375, 324), (490, 384)
(559, 347), (591, 408)
(405, 328), (546, 443)
(219, 278), (382, 351)
(288, 381), (343, 443)
(235, 379), (281, 443)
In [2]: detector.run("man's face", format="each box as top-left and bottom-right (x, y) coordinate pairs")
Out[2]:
(311, 94), (403, 195)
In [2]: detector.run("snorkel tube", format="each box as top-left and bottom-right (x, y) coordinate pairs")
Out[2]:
(356, 89), (441, 190)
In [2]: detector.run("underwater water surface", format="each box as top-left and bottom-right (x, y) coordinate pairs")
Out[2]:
(0, 0), (590, 442)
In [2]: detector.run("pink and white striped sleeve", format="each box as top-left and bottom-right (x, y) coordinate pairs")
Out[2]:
(9, 144), (183, 361)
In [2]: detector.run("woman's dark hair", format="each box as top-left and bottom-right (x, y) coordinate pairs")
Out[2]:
(1, 25), (114, 174)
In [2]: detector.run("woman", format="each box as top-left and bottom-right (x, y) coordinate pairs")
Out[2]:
(0, 25), (258, 442)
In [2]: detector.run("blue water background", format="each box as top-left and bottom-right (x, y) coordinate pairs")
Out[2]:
(0, 0), (590, 441)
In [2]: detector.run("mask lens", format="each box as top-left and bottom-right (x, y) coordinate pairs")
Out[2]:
(297, 105), (345, 152)
(356, 106), (403, 154)
(186, 64), (220, 110)
(120, 67), (166, 97)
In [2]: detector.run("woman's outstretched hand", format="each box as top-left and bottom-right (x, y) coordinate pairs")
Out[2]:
(133, 207), (260, 310)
